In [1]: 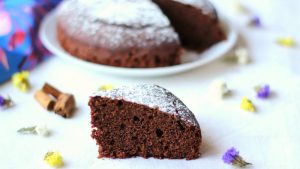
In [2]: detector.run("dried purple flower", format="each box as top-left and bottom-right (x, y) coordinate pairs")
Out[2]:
(0, 96), (5, 107)
(249, 16), (261, 27)
(222, 147), (251, 167)
(256, 85), (270, 98)
(223, 147), (239, 164)
(0, 95), (13, 109)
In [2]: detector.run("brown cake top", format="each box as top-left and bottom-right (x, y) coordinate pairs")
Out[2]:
(92, 84), (199, 127)
(56, 0), (179, 49)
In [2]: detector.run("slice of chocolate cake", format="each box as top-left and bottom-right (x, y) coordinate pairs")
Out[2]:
(153, 0), (226, 52)
(89, 84), (201, 160)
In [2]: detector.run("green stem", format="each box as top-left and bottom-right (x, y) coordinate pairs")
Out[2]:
(17, 126), (37, 134)
(233, 156), (252, 167)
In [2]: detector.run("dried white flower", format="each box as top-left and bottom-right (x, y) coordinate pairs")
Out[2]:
(234, 1), (248, 14)
(210, 80), (231, 99)
(17, 125), (50, 137)
(235, 47), (251, 65)
(35, 125), (50, 137)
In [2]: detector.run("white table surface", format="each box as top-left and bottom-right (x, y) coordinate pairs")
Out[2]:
(1, 0), (300, 168)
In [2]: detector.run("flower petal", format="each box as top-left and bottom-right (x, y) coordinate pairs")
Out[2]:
(0, 48), (9, 70)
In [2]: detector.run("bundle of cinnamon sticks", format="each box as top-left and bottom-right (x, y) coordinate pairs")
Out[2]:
(34, 83), (76, 118)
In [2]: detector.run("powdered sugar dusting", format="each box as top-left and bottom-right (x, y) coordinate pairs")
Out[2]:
(80, 0), (170, 28)
(173, 0), (216, 18)
(56, 0), (179, 48)
(92, 84), (199, 126)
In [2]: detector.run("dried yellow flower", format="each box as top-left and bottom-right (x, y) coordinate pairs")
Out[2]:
(240, 97), (255, 112)
(12, 71), (30, 92)
(44, 151), (63, 168)
(277, 37), (296, 47)
(99, 84), (114, 91)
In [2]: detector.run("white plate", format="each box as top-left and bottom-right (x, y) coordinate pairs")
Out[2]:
(39, 11), (237, 77)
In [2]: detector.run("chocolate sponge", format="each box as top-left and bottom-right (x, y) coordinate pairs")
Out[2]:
(89, 84), (201, 160)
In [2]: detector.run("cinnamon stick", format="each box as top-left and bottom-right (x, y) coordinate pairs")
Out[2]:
(42, 83), (61, 98)
(54, 94), (75, 118)
(38, 83), (76, 118)
(34, 90), (56, 111)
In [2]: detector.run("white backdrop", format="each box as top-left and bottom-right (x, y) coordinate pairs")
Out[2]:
(0, 0), (300, 168)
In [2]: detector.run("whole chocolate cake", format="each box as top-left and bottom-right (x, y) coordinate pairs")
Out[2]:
(89, 84), (202, 160)
(56, 0), (225, 68)
(56, 0), (182, 68)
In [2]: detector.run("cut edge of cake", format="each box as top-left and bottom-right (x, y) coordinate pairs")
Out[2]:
(89, 84), (202, 160)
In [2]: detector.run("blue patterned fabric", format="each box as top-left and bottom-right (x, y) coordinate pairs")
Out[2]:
(0, 0), (61, 83)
